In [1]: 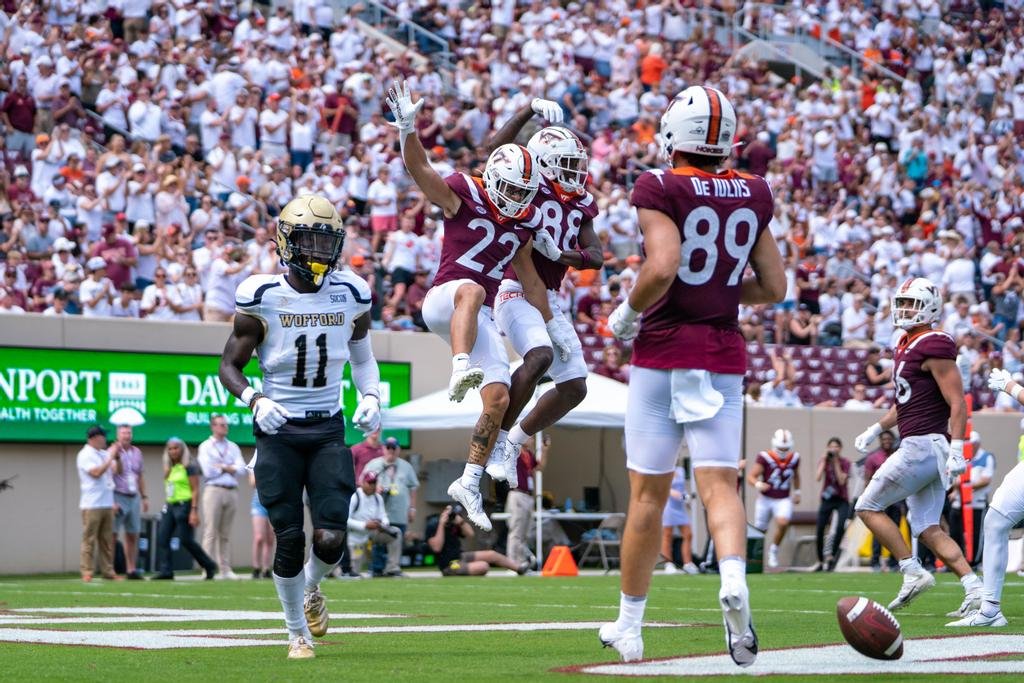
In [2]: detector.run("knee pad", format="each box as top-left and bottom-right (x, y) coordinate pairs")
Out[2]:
(273, 530), (306, 578)
(312, 528), (346, 565)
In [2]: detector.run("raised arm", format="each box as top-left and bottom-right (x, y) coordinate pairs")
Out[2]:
(385, 80), (460, 218)
(483, 99), (563, 154)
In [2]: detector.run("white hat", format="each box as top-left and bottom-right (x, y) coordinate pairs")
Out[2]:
(132, 162), (146, 172)
(37, 55), (53, 67)
(86, 257), (107, 271)
(13, 165), (29, 177)
(135, 220), (151, 230)
(52, 237), (74, 252)
(322, 84), (336, 95)
(105, 157), (121, 169)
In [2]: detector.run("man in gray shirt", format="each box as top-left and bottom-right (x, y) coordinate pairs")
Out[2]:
(111, 424), (148, 579)
(364, 437), (419, 577)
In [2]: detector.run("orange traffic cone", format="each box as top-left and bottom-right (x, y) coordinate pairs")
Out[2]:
(542, 545), (579, 577)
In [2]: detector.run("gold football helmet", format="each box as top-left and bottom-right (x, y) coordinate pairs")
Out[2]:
(276, 195), (345, 285)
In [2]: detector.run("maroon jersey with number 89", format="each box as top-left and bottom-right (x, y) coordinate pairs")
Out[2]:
(431, 173), (536, 306)
(630, 167), (774, 374)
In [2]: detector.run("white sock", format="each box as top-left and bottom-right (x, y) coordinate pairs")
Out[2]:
(273, 572), (311, 638)
(898, 557), (923, 574)
(980, 599), (1001, 617)
(304, 550), (337, 593)
(616, 591), (647, 631)
(768, 544), (778, 553)
(494, 430), (509, 456)
(508, 423), (531, 446)
(460, 463), (484, 490)
(452, 353), (470, 373)
(960, 572), (982, 593)
(719, 556), (747, 585)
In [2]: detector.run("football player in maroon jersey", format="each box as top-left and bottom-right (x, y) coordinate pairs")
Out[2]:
(483, 104), (604, 486)
(386, 80), (573, 532)
(748, 428), (801, 569)
(599, 86), (785, 668)
(854, 277), (982, 616)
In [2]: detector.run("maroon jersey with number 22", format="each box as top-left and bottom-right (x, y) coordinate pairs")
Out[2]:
(630, 167), (774, 374)
(431, 173), (536, 306)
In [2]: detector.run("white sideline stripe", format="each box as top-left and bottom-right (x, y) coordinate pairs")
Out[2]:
(0, 622), (686, 649)
(9, 607), (399, 620)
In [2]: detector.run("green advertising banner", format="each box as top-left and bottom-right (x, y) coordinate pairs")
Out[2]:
(0, 346), (411, 447)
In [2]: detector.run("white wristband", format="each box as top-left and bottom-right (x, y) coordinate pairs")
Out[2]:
(622, 301), (641, 322)
(1012, 384), (1024, 404)
(240, 386), (256, 406)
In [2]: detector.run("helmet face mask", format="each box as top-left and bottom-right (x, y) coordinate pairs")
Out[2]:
(276, 196), (346, 286)
(484, 144), (540, 219)
(527, 126), (589, 195)
(891, 277), (941, 330)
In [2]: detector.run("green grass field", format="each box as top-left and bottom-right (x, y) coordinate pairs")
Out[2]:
(1, 570), (1021, 682)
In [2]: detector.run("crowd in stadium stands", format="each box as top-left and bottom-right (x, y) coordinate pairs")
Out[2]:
(1, 0), (1024, 406)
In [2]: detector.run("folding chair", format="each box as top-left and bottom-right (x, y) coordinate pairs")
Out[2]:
(577, 513), (626, 573)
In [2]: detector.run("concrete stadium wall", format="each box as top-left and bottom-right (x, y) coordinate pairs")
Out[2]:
(1, 315), (1022, 574)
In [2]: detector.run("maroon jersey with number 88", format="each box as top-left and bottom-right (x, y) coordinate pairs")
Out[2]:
(630, 167), (774, 374)
(431, 173), (536, 306)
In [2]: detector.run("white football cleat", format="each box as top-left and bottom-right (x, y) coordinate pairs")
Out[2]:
(682, 562), (700, 575)
(946, 589), (982, 619)
(287, 635), (315, 660)
(447, 479), (492, 531)
(946, 609), (1008, 628)
(485, 441), (520, 489)
(888, 568), (935, 611)
(448, 366), (484, 402)
(598, 622), (644, 662)
(303, 588), (328, 637)
(767, 544), (779, 569)
(720, 579), (758, 667)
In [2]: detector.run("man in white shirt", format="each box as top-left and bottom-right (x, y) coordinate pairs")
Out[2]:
(199, 97), (225, 155)
(206, 134), (239, 198)
(197, 414), (246, 580)
(96, 157), (128, 217)
(127, 87), (162, 142)
(77, 425), (121, 582)
(943, 248), (978, 304)
(346, 470), (400, 575)
(259, 93), (290, 164)
(79, 257), (114, 317)
(203, 247), (250, 322)
(366, 167), (398, 254)
(841, 294), (872, 348)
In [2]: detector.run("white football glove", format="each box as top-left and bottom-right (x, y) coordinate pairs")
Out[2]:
(253, 397), (290, 435)
(532, 230), (562, 262)
(353, 394), (381, 435)
(854, 422), (882, 454)
(946, 439), (967, 481)
(608, 300), (641, 341)
(531, 98), (564, 123)
(545, 319), (574, 363)
(385, 79), (424, 137)
(988, 367), (1012, 393)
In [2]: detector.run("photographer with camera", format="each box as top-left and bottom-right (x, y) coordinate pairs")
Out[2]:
(815, 436), (851, 571)
(347, 470), (402, 576)
(364, 437), (419, 577)
(426, 504), (529, 576)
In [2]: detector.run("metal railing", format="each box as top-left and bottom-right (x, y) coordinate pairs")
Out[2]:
(333, 0), (455, 76)
(733, 3), (907, 85)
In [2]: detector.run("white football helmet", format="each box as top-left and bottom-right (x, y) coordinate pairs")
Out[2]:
(483, 143), (540, 219)
(657, 85), (737, 161)
(891, 277), (941, 330)
(771, 429), (794, 454)
(526, 126), (589, 195)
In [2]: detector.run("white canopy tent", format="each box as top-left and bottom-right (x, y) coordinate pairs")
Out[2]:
(382, 365), (628, 566)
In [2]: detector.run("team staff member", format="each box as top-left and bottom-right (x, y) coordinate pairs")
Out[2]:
(77, 425), (121, 582)
(154, 437), (217, 580)
(197, 414), (246, 580)
(219, 195), (381, 660)
(505, 436), (545, 569)
(111, 424), (147, 579)
(815, 437), (851, 571)
(364, 436), (420, 577)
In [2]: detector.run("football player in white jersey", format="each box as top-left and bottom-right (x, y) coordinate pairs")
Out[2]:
(948, 367), (1024, 627)
(219, 195), (382, 660)
(483, 106), (604, 486)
